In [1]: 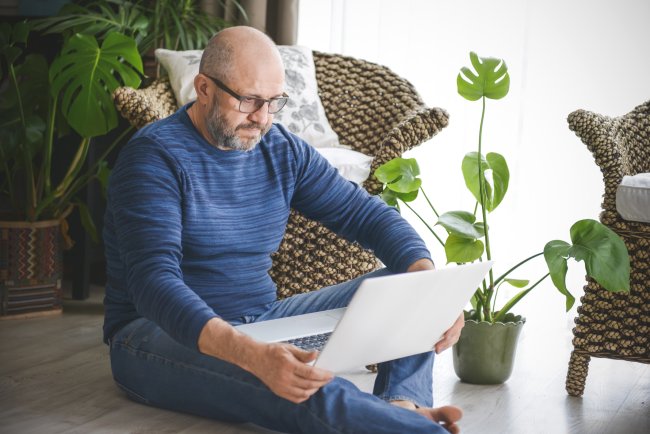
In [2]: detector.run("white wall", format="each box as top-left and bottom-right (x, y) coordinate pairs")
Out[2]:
(298, 0), (650, 317)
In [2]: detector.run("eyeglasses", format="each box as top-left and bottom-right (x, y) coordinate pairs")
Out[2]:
(204, 74), (289, 114)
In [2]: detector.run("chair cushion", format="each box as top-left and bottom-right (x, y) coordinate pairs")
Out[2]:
(616, 173), (650, 223)
(155, 46), (342, 149)
(314, 147), (373, 185)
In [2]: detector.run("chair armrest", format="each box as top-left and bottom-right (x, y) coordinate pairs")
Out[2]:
(364, 107), (449, 195)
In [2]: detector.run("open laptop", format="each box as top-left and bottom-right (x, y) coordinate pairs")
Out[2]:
(235, 261), (493, 373)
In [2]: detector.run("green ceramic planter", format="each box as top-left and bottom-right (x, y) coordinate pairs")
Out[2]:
(452, 313), (526, 384)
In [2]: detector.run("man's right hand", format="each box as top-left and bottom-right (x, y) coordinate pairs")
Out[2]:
(250, 343), (334, 404)
(198, 317), (333, 404)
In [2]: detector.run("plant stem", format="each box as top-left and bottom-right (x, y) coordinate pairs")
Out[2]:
(40, 94), (57, 202)
(402, 201), (446, 248)
(477, 96), (495, 319)
(51, 126), (134, 219)
(9, 63), (36, 220)
(493, 273), (550, 323)
(420, 187), (439, 218)
(493, 252), (544, 287)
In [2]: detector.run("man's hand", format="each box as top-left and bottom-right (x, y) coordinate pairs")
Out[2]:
(434, 313), (464, 354)
(250, 343), (334, 404)
(406, 259), (466, 354)
(198, 318), (333, 404)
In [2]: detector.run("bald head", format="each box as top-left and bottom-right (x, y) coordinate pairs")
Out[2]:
(200, 26), (283, 83)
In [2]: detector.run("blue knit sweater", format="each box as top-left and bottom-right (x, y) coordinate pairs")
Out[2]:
(103, 104), (431, 350)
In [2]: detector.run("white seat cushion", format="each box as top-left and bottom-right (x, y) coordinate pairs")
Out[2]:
(616, 173), (650, 223)
(315, 147), (374, 185)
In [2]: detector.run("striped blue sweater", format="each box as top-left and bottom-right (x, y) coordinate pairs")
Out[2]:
(103, 104), (431, 350)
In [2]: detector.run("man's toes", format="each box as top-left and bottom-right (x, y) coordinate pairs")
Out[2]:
(431, 405), (463, 424)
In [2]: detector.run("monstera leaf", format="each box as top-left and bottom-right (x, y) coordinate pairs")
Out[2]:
(457, 52), (510, 101)
(462, 151), (509, 212)
(49, 32), (142, 138)
(544, 219), (630, 311)
(375, 157), (422, 194)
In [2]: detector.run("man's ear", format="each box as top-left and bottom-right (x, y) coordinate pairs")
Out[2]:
(194, 74), (210, 103)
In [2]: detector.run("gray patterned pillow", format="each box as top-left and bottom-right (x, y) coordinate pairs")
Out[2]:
(155, 46), (341, 149)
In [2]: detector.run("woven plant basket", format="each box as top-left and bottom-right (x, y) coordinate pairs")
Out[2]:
(0, 219), (63, 319)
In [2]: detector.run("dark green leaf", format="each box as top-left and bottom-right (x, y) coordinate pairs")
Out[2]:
(49, 32), (142, 138)
(75, 201), (98, 243)
(445, 234), (484, 263)
(437, 210), (484, 239)
(96, 161), (111, 198)
(13, 54), (50, 116)
(24, 114), (46, 145)
(461, 151), (509, 212)
(569, 219), (630, 293)
(12, 21), (29, 44)
(374, 157), (421, 193)
(457, 51), (510, 101)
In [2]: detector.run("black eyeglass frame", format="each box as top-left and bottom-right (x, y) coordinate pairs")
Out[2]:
(203, 74), (289, 114)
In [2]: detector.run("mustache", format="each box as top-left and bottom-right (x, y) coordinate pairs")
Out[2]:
(236, 122), (265, 130)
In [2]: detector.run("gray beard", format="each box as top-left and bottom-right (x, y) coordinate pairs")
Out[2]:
(205, 102), (269, 152)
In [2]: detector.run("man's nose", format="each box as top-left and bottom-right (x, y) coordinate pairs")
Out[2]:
(247, 102), (270, 125)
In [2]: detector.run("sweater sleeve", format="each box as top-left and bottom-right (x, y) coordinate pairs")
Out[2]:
(289, 139), (432, 272)
(107, 137), (217, 350)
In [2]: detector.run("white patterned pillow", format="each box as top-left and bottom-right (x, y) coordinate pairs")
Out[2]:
(155, 46), (342, 149)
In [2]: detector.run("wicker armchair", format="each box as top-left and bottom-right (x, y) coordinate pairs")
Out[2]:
(113, 51), (449, 299)
(565, 101), (650, 397)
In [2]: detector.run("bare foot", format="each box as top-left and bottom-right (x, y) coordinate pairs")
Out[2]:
(390, 401), (463, 433)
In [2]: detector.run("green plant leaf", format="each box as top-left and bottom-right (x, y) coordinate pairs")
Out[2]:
(504, 278), (530, 288)
(437, 211), (484, 239)
(462, 151), (509, 212)
(457, 51), (510, 101)
(374, 157), (421, 193)
(74, 200), (98, 243)
(543, 239), (574, 310)
(12, 21), (29, 44)
(97, 160), (111, 198)
(445, 234), (484, 263)
(24, 114), (46, 145)
(380, 187), (418, 207)
(49, 32), (143, 138)
(568, 219), (630, 293)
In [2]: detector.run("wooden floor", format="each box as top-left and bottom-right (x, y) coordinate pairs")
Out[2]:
(1, 284), (648, 434)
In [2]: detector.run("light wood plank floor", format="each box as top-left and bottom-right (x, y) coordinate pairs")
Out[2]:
(1, 284), (648, 434)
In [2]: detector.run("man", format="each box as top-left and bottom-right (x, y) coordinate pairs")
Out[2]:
(104, 26), (464, 433)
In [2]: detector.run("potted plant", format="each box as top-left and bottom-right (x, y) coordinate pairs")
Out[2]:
(374, 52), (630, 384)
(0, 21), (142, 317)
(32, 0), (246, 77)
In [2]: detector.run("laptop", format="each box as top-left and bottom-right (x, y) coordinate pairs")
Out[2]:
(235, 261), (493, 373)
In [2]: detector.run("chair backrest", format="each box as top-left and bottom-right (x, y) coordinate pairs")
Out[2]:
(568, 100), (650, 219)
(313, 51), (426, 156)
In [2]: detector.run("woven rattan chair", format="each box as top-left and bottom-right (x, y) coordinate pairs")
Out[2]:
(113, 51), (449, 299)
(565, 101), (650, 397)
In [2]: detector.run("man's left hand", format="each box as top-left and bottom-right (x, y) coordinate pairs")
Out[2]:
(434, 313), (464, 354)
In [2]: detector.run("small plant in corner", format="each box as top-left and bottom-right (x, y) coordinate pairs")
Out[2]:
(375, 52), (630, 323)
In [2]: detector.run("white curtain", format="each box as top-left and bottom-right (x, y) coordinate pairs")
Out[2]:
(298, 0), (650, 314)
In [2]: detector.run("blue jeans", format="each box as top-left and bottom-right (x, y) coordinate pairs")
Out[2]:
(109, 269), (447, 433)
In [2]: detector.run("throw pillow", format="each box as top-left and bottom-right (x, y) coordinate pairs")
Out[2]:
(155, 46), (342, 149)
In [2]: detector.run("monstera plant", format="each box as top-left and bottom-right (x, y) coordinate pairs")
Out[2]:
(375, 52), (630, 384)
(0, 22), (142, 240)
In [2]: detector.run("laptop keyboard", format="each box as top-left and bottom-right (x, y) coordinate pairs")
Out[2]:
(284, 332), (332, 351)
